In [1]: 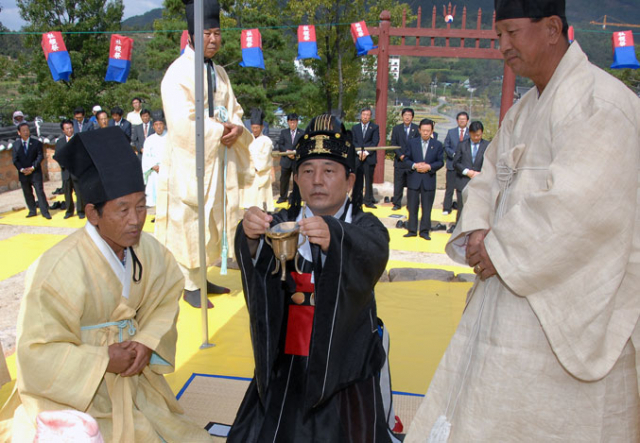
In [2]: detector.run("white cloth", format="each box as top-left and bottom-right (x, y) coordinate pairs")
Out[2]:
(141, 131), (167, 207)
(407, 41), (640, 442)
(126, 110), (142, 126)
(244, 134), (274, 211)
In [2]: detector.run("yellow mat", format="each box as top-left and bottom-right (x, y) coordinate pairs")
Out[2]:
(0, 233), (66, 281)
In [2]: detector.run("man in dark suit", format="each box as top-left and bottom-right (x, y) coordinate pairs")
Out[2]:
(13, 123), (51, 219)
(452, 120), (489, 229)
(72, 107), (94, 134)
(443, 111), (469, 216)
(352, 106), (380, 208)
(275, 113), (304, 203)
(131, 109), (152, 160)
(390, 107), (420, 210)
(403, 119), (444, 240)
(55, 119), (85, 219)
(108, 106), (132, 141)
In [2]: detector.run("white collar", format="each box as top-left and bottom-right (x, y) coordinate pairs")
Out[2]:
(85, 222), (132, 299)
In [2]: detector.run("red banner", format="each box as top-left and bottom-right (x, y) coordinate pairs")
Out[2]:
(180, 30), (189, 53)
(241, 29), (262, 50)
(109, 34), (133, 61)
(298, 25), (317, 43)
(613, 30), (634, 48)
(350, 21), (370, 42)
(41, 31), (68, 58)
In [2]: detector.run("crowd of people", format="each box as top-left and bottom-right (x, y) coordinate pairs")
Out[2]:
(2, 0), (640, 441)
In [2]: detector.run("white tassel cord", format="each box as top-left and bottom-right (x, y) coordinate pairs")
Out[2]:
(427, 415), (451, 443)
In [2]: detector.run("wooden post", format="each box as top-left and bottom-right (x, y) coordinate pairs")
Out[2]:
(374, 10), (391, 183)
(499, 63), (516, 123)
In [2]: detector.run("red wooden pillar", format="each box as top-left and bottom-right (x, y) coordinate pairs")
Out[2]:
(374, 10), (391, 183)
(499, 64), (516, 123)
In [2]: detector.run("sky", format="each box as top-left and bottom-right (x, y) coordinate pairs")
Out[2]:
(0, 0), (159, 31)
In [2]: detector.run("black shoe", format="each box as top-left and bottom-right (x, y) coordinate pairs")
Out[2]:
(403, 232), (417, 238)
(384, 196), (390, 203)
(447, 224), (456, 233)
(183, 290), (214, 309)
(207, 281), (230, 294)
(365, 204), (377, 209)
(52, 187), (63, 195)
(420, 233), (431, 240)
(276, 197), (287, 204)
(373, 198), (379, 204)
(49, 201), (62, 210)
(26, 212), (37, 218)
(391, 205), (401, 211)
(64, 213), (73, 219)
(43, 213), (52, 220)
(151, 218), (155, 223)
(78, 213), (85, 219)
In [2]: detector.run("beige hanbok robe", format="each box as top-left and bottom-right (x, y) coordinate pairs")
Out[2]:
(0, 226), (211, 442)
(156, 45), (253, 267)
(407, 42), (640, 442)
(244, 134), (274, 211)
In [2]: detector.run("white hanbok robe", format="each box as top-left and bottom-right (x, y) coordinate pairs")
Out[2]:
(407, 42), (640, 442)
(141, 131), (167, 207)
(244, 134), (274, 211)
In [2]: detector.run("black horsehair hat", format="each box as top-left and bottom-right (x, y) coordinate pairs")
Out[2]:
(295, 114), (356, 173)
(183, 0), (220, 36)
(250, 108), (265, 126)
(54, 127), (145, 205)
(494, 0), (565, 21)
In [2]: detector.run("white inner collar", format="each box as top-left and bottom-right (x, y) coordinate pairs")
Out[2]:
(85, 222), (132, 299)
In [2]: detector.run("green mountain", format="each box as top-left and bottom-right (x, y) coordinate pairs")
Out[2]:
(121, 8), (163, 30)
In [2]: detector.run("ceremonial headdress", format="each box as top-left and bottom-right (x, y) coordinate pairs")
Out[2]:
(183, 0), (220, 35)
(54, 127), (145, 205)
(494, 0), (566, 21)
(295, 114), (356, 173)
(250, 108), (265, 126)
(151, 109), (165, 124)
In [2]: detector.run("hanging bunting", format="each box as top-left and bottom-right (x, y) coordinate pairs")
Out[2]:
(239, 28), (266, 69)
(611, 31), (640, 69)
(105, 34), (134, 83)
(41, 32), (72, 82)
(350, 21), (377, 56)
(297, 25), (321, 60)
(180, 30), (189, 54)
(568, 26), (574, 44)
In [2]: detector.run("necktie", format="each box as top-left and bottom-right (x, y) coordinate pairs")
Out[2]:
(291, 130), (295, 144)
(144, 124), (148, 138)
(23, 141), (28, 155)
(472, 143), (478, 163)
(363, 124), (368, 135)
(422, 140), (428, 158)
(459, 128), (464, 141)
(405, 126), (410, 140)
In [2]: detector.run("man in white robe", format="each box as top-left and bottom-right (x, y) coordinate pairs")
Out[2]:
(156, 0), (253, 308)
(407, 0), (640, 441)
(244, 109), (274, 211)
(142, 115), (168, 208)
(0, 128), (211, 442)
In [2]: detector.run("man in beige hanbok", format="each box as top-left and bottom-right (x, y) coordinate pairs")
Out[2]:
(244, 109), (274, 211)
(407, 0), (640, 441)
(156, 0), (253, 308)
(0, 128), (211, 442)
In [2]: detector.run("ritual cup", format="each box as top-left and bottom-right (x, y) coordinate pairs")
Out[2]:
(264, 221), (307, 281)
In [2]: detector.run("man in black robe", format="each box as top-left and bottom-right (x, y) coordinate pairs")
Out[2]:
(229, 114), (394, 442)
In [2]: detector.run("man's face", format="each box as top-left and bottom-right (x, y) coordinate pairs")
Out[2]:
(457, 114), (468, 128)
(18, 125), (30, 140)
(360, 110), (371, 125)
(112, 113), (122, 123)
(90, 192), (147, 254)
(419, 124), (434, 141)
(153, 120), (165, 135)
(14, 115), (24, 123)
(132, 99), (141, 111)
(496, 18), (549, 81)
(203, 28), (222, 59)
(469, 129), (483, 144)
(402, 111), (413, 125)
(97, 113), (109, 128)
(294, 159), (355, 217)
(141, 113), (151, 124)
(288, 119), (298, 131)
(74, 113), (85, 124)
(251, 124), (262, 138)
(62, 122), (74, 138)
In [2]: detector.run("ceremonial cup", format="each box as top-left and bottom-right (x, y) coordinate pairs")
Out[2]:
(265, 221), (307, 281)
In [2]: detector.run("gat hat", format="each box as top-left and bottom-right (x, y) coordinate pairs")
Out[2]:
(92, 105), (102, 112)
(183, 0), (220, 36)
(295, 114), (355, 173)
(54, 127), (145, 205)
(494, 0), (566, 22)
(250, 108), (265, 126)
(151, 110), (165, 124)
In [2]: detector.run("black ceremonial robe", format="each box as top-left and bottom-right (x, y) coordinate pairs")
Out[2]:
(229, 206), (392, 443)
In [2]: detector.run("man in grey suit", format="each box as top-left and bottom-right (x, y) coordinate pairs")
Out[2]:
(390, 107), (420, 210)
(352, 106), (380, 208)
(452, 120), (488, 229)
(55, 119), (85, 219)
(275, 113), (304, 203)
(108, 106), (132, 141)
(131, 109), (152, 160)
(72, 107), (94, 134)
(443, 111), (469, 215)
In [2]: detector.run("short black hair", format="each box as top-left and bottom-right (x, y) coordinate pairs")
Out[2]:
(469, 121), (484, 133)
(17, 122), (29, 131)
(418, 118), (435, 129)
(401, 108), (414, 117)
(132, 97), (142, 103)
(74, 107), (86, 116)
(287, 113), (299, 121)
(456, 111), (469, 121)
(111, 106), (123, 116)
(60, 119), (73, 130)
(140, 109), (151, 117)
(96, 110), (108, 119)
(361, 106), (372, 114)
